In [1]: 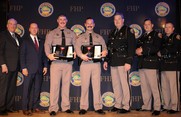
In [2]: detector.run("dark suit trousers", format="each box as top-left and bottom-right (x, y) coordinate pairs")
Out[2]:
(0, 70), (18, 111)
(22, 72), (42, 110)
(0, 72), (8, 112)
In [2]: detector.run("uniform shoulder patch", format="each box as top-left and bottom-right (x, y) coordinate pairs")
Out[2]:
(78, 32), (84, 36)
(46, 30), (52, 36)
(79, 33), (84, 38)
(79, 32), (85, 36)
(77, 32), (85, 37)
(158, 33), (162, 38)
(176, 34), (180, 40)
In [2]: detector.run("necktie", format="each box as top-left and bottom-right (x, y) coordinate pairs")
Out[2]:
(12, 33), (19, 46)
(34, 37), (39, 51)
(115, 29), (119, 35)
(115, 29), (120, 39)
(61, 30), (65, 46)
(89, 33), (93, 45)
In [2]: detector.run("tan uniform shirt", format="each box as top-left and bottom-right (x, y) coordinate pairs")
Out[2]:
(75, 31), (107, 58)
(44, 27), (76, 57)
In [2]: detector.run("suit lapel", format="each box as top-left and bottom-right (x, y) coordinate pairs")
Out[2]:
(29, 36), (43, 53)
(6, 31), (19, 47)
(38, 37), (43, 51)
(28, 36), (38, 52)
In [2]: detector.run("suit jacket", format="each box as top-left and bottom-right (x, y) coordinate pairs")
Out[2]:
(20, 35), (48, 74)
(0, 30), (20, 71)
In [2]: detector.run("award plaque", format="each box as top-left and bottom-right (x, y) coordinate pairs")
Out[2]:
(82, 45), (94, 58)
(81, 45), (102, 59)
(94, 45), (102, 59)
(52, 45), (74, 59)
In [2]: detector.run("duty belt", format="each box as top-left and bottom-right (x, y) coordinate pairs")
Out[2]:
(161, 55), (177, 64)
(143, 55), (158, 62)
(162, 54), (177, 59)
(111, 48), (126, 53)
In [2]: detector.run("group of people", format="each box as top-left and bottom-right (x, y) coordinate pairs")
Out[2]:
(0, 12), (180, 116)
(0, 19), (48, 116)
(135, 19), (180, 116)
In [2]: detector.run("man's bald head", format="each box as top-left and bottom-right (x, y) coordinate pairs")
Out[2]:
(7, 18), (17, 33)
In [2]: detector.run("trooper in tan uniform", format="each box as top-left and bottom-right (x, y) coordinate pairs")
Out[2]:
(44, 15), (76, 116)
(136, 19), (162, 116)
(75, 17), (107, 115)
(159, 22), (180, 114)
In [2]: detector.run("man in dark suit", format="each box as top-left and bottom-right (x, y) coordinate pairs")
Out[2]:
(0, 18), (20, 115)
(20, 23), (48, 116)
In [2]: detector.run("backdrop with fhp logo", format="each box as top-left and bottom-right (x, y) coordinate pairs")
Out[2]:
(10, 0), (177, 110)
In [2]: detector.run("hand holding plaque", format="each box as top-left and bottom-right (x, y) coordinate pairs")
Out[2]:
(52, 45), (74, 60)
(86, 45), (94, 58)
(81, 45), (102, 59)
(94, 45), (102, 59)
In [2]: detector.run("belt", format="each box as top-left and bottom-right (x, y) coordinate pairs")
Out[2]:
(111, 48), (126, 52)
(162, 54), (177, 59)
(57, 59), (73, 62)
(117, 54), (127, 57)
(143, 56), (159, 62)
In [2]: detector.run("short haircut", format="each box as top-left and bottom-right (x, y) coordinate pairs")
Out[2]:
(85, 17), (94, 23)
(165, 22), (174, 27)
(144, 18), (153, 23)
(29, 23), (38, 27)
(57, 15), (67, 20)
(114, 12), (124, 19)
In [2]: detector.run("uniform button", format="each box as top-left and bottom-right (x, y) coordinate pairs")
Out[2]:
(112, 53), (113, 55)
(111, 42), (113, 44)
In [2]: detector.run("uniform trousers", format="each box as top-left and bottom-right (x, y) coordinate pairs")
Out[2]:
(161, 71), (180, 111)
(139, 69), (161, 111)
(111, 66), (131, 110)
(49, 61), (72, 112)
(80, 61), (102, 110)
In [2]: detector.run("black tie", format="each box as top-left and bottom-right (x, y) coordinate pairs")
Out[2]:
(115, 29), (119, 36)
(61, 30), (65, 46)
(89, 33), (93, 45)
